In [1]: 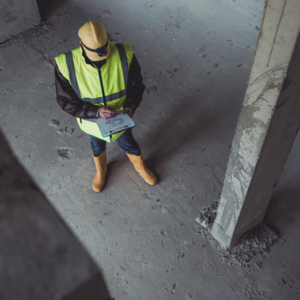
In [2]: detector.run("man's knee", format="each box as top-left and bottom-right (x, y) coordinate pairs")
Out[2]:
(117, 130), (140, 155)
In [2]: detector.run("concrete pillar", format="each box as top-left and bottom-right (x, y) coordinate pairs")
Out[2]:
(0, 0), (40, 43)
(211, 0), (300, 248)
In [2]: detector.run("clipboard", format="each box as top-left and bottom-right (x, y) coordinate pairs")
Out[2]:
(95, 113), (135, 137)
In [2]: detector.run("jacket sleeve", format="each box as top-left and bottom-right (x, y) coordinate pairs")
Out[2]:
(124, 54), (146, 115)
(55, 64), (99, 119)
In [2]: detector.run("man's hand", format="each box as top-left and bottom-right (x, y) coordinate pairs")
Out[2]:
(99, 105), (117, 119)
(122, 107), (133, 118)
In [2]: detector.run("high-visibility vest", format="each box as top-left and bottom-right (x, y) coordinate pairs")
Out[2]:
(55, 43), (134, 142)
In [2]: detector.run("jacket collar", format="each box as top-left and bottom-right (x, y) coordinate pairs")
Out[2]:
(80, 45), (106, 69)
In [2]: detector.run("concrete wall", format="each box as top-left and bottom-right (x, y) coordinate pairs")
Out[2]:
(0, 129), (111, 300)
(0, 0), (40, 43)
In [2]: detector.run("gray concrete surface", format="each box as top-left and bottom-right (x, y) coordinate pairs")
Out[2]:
(0, 0), (300, 299)
(212, 0), (300, 248)
(0, 130), (111, 300)
(0, 0), (40, 43)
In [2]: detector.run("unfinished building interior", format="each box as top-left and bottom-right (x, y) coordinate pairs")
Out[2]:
(0, 0), (300, 299)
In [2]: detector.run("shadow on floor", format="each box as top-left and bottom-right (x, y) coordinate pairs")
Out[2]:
(144, 95), (231, 175)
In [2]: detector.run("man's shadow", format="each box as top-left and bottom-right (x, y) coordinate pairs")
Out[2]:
(139, 94), (235, 183)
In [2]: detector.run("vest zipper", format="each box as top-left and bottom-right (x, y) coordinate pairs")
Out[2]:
(98, 69), (107, 106)
(98, 68), (112, 140)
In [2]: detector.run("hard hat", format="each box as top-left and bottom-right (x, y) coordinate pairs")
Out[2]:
(78, 21), (110, 61)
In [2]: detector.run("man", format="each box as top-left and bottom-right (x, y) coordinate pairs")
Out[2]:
(55, 21), (157, 192)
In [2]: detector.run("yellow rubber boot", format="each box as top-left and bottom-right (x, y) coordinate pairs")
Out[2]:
(92, 149), (107, 192)
(126, 153), (157, 186)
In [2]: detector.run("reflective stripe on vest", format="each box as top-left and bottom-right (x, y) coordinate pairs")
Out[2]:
(55, 43), (134, 142)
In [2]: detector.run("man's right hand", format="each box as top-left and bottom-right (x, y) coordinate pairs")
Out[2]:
(99, 106), (117, 119)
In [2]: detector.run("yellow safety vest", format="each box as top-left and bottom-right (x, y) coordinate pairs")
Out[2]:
(55, 43), (134, 142)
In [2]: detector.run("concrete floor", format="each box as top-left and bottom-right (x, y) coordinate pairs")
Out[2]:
(1, 0), (300, 299)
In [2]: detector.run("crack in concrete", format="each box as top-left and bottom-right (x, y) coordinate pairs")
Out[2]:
(0, 21), (46, 46)
(0, 37), (12, 46)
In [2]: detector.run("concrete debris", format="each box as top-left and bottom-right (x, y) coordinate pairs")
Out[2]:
(49, 119), (60, 127)
(197, 200), (218, 229)
(197, 200), (278, 266)
(220, 223), (278, 266)
(57, 147), (70, 159)
(145, 86), (157, 94)
(285, 217), (294, 225)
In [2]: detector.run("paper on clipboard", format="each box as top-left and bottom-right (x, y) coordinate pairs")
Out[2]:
(95, 113), (135, 137)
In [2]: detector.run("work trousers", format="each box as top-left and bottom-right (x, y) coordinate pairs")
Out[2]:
(90, 129), (141, 157)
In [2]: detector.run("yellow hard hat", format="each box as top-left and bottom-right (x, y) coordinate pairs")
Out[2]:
(78, 21), (110, 61)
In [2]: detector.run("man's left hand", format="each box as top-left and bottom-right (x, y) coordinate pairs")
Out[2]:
(122, 107), (133, 118)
